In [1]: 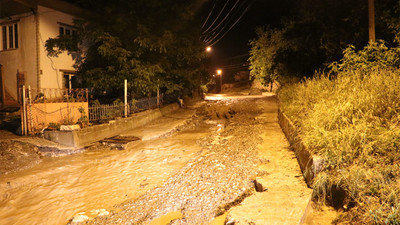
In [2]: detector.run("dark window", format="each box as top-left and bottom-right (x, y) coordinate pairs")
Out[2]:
(14, 23), (18, 48)
(59, 24), (76, 37)
(8, 25), (13, 48)
(1, 23), (18, 50)
(2, 26), (6, 50)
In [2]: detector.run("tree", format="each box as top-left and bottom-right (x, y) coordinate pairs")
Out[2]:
(46, 0), (209, 100)
(248, 0), (400, 81)
(248, 28), (288, 87)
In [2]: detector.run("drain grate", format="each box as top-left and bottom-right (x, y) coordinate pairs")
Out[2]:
(100, 136), (141, 149)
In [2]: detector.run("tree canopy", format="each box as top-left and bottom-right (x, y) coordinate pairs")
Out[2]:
(249, 0), (400, 84)
(46, 0), (210, 100)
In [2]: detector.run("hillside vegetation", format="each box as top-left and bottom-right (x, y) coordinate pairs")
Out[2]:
(278, 42), (400, 224)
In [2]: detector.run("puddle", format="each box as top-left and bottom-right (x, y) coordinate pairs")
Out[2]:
(149, 211), (183, 225)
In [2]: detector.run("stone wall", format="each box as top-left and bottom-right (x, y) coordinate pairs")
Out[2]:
(278, 109), (323, 187)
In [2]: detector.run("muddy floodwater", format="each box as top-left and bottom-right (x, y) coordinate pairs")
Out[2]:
(0, 121), (214, 225)
(1, 94), (322, 225)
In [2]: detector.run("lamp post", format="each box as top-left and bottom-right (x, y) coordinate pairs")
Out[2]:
(206, 46), (212, 52)
(217, 69), (222, 93)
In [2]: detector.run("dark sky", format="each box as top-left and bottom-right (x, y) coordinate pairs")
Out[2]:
(200, 0), (295, 75)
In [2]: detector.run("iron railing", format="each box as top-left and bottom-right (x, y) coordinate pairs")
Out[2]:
(27, 88), (89, 103)
(88, 95), (164, 122)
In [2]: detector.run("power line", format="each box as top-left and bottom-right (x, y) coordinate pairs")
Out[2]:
(206, 0), (256, 46)
(201, 0), (218, 30)
(206, 0), (240, 34)
(202, 0), (247, 43)
(202, 0), (231, 34)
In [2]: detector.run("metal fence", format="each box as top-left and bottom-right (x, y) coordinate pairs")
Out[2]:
(29, 88), (88, 103)
(88, 95), (163, 123)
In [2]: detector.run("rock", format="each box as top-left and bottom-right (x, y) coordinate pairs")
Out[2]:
(90, 209), (110, 217)
(254, 178), (268, 192)
(71, 212), (90, 223)
(226, 219), (236, 225)
(60, 125), (81, 130)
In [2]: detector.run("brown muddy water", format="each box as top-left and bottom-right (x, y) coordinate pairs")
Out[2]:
(0, 122), (215, 225)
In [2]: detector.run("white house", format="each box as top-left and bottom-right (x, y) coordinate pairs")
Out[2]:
(0, 0), (89, 111)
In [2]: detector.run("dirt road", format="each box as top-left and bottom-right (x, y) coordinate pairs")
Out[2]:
(82, 94), (311, 224)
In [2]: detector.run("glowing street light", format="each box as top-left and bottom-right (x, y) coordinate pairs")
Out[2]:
(216, 69), (222, 93)
(206, 46), (212, 52)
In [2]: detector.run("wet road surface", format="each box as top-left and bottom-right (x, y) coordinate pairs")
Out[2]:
(0, 93), (312, 225)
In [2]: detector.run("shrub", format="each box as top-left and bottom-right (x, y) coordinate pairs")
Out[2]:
(330, 41), (400, 73)
(279, 69), (400, 224)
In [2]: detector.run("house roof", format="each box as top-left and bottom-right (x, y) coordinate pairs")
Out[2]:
(0, 0), (94, 19)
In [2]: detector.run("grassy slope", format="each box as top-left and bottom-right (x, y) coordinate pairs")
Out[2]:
(278, 70), (400, 224)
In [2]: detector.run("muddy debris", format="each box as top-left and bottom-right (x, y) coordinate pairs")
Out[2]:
(0, 140), (42, 174)
(79, 97), (278, 225)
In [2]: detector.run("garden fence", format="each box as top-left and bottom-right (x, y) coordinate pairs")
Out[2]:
(88, 95), (164, 123)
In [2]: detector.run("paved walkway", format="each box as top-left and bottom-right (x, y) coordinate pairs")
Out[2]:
(120, 104), (200, 141)
(225, 96), (312, 224)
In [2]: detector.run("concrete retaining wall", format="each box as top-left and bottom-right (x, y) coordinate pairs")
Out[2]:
(44, 103), (179, 148)
(278, 109), (323, 187)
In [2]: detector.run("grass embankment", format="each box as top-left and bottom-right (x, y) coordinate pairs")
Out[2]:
(278, 70), (400, 224)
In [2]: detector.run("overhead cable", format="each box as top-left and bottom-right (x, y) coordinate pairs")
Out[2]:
(201, 0), (218, 29)
(202, 0), (231, 34)
(206, 0), (256, 46)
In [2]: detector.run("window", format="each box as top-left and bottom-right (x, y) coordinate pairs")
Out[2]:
(58, 23), (76, 37)
(63, 73), (79, 90)
(1, 22), (18, 50)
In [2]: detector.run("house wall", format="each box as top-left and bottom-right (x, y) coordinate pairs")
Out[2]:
(38, 5), (76, 90)
(0, 5), (78, 102)
(0, 12), (38, 100)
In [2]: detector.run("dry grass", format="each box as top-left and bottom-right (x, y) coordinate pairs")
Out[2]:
(278, 70), (400, 224)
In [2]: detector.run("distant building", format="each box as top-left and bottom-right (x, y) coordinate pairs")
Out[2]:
(0, 0), (89, 111)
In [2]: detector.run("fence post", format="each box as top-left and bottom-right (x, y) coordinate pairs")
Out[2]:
(22, 85), (27, 135)
(28, 85), (33, 134)
(124, 79), (128, 117)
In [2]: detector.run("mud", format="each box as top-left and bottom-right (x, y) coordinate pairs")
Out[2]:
(81, 96), (285, 224)
(0, 139), (42, 175)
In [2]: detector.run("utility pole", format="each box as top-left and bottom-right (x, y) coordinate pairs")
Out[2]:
(368, 0), (375, 42)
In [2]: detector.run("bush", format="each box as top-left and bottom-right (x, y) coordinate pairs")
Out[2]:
(279, 69), (400, 224)
(330, 41), (400, 73)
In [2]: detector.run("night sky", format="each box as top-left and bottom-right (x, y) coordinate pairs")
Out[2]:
(200, 0), (295, 75)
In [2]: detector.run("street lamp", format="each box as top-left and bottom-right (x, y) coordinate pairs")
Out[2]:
(216, 69), (222, 93)
(206, 46), (212, 52)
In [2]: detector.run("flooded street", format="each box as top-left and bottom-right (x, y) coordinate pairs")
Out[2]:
(1, 94), (313, 225)
(0, 121), (213, 225)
